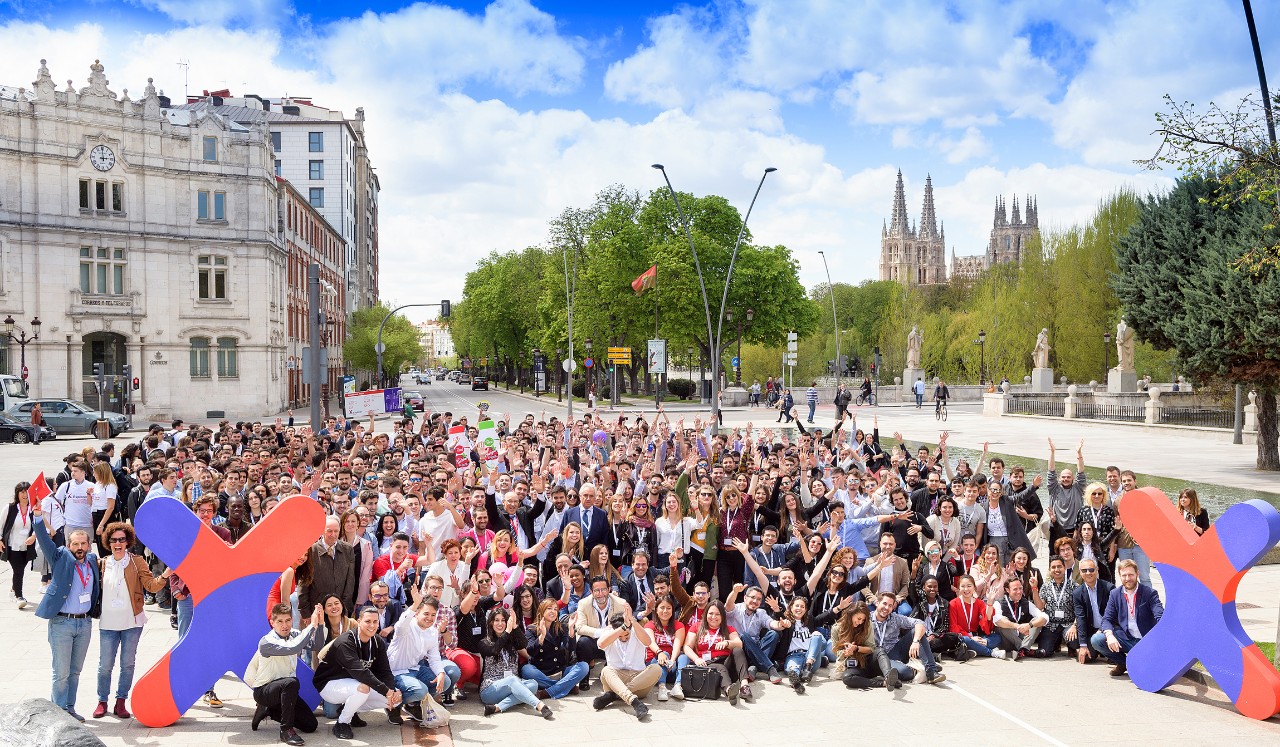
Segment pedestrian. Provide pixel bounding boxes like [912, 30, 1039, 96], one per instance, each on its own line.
[94, 522, 171, 720]
[2, 481, 38, 609]
[806, 382, 819, 423]
[834, 383, 851, 422]
[749, 380, 761, 407]
[777, 389, 794, 423]
[31, 502, 99, 722]
[913, 377, 926, 408]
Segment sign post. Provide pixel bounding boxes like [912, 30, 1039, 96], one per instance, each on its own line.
[647, 339, 667, 406]
[607, 347, 632, 408]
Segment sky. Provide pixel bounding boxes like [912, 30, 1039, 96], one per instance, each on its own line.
[2, 0, 1277, 324]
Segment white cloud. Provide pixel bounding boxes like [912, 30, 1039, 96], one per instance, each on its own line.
[602, 5, 730, 109]
[135, 0, 291, 28]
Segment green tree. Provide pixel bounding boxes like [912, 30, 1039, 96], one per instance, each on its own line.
[1114, 174, 1280, 470]
[344, 304, 424, 380]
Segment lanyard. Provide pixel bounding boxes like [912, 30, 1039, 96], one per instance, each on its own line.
[1089, 505, 1102, 527]
[74, 561, 91, 588]
[1047, 581, 1070, 610]
[18, 502, 29, 527]
[873, 620, 888, 646]
[1125, 590, 1137, 620]
[959, 599, 975, 631]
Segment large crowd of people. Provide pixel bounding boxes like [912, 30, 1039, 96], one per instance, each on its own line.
[4, 405, 1186, 744]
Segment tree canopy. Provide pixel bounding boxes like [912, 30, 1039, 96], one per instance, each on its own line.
[1114, 174, 1280, 470]
[343, 303, 424, 379]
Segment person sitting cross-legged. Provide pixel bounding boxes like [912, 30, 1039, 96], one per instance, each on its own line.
[866, 591, 946, 689]
[991, 576, 1047, 660]
[593, 609, 660, 721]
[246, 602, 325, 745]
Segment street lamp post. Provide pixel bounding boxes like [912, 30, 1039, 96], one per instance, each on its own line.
[725, 308, 753, 388]
[818, 250, 840, 390]
[3, 315, 41, 382]
[652, 164, 776, 431]
[556, 347, 564, 402]
[976, 329, 987, 385]
[584, 338, 593, 405]
[1104, 330, 1112, 383]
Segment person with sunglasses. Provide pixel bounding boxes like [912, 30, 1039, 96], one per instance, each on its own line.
[1070, 558, 1114, 664]
[93, 522, 171, 719]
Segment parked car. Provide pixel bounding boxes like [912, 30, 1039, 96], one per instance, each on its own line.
[0, 413, 55, 444]
[458, 373, 473, 385]
[6, 399, 128, 437]
[472, 375, 489, 391]
[405, 392, 425, 411]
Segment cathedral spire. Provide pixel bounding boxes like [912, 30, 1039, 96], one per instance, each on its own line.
[919, 175, 938, 239]
[889, 169, 909, 236]
[1011, 193, 1021, 224]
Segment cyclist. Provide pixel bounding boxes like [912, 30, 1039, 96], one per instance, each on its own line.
[932, 379, 950, 416]
[859, 377, 873, 405]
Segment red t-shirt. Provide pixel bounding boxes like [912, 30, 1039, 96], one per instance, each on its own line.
[949, 596, 992, 636]
[372, 552, 418, 580]
[694, 625, 737, 660]
[646, 620, 686, 661]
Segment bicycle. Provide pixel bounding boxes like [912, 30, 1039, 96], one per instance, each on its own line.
[935, 399, 948, 421]
[855, 391, 876, 406]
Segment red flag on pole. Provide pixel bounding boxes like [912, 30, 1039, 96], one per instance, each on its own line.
[632, 264, 657, 295]
[29, 471, 52, 507]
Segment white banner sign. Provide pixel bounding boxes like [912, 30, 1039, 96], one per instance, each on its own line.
[648, 339, 667, 374]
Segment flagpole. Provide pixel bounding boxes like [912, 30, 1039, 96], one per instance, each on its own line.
[654, 264, 661, 408]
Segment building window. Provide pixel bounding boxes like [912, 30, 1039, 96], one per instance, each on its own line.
[309, 188, 324, 208]
[112, 182, 124, 212]
[79, 178, 90, 209]
[309, 132, 323, 152]
[203, 136, 218, 162]
[95, 180, 107, 210]
[198, 255, 228, 300]
[79, 247, 126, 295]
[270, 131, 281, 152]
[190, 337, 210, 377]
[198, 190, 227, 220]
[274, 159, 281, 176]
[217, 337, 238, 378]
[309, 160, 323, 180]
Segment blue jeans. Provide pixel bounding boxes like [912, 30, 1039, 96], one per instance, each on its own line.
[396, 661, 460, 704]
[886, 633, 940, 679]
[1090, 629, 1140, 665]
[958, 632, 1003, 657]
[807, 402, 816, 422]
[1117, 546, 1152, 587]
[915, 392, 924, 407]
[176, 595, 194, 639]
[740, 629, 779, 671]
[784, 632, 828, 674]
[659, 654, 690, 684]
[49, 615, 93, 712]
[520, 661, 588, 699]
[97, 626, 142, 701]
[479, 675, 540, 712]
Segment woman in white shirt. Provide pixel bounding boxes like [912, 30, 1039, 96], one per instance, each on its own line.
[2, 481, 38, 607]
[654, 493, 697, 571]
[95, 522, 170, 719]
[339, 509, 375, 607]
[927, 497, 963, 558]
[425, 539, 471, 608]
[90, 462, 119, 556]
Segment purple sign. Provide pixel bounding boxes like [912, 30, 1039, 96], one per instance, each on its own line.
[384, 387, 402, 413]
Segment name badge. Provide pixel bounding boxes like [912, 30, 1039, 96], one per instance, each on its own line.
[472, 626, 482, 636]
[612, 549, 621, 557]
[751, 535, 761, 543]
[1053, 610, 1065, 620]
[79, 592, 92, 604]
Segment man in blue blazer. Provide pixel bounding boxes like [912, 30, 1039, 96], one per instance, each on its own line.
[1071, 558, 1115, 664]
[32, 503, 101, 722]
[1091, 559, 1163, 677]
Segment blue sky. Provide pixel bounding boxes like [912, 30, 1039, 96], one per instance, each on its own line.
[2, 0, 1277, 322]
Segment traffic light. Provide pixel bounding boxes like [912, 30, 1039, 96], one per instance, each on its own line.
[132, 377, 140, 391]
[93, 362, 105, 388]
[870, 362, 876, 374]
[441, 299, 451, 319]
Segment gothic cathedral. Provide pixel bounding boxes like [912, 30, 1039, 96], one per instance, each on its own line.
[878, 171, 946, 285]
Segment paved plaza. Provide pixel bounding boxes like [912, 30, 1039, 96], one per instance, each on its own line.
[1, 387, 1278, 746]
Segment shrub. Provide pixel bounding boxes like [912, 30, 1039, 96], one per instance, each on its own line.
[666, 378, 696, 400]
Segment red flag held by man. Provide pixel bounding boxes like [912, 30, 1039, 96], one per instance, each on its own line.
[632, 264, 657, 295]
[28, 471, 52, 508]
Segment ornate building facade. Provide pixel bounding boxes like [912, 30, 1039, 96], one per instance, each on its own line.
[950, 194, 1039, 279]
[879, 171, 947, 286]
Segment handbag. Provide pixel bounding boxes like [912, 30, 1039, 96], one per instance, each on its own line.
[679, 665, 720, 700]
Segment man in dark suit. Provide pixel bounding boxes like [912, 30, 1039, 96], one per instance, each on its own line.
[298, 516, 356, 615]
[485, 485, 546, 562]
[31, 505, 100, 721]
[618, 550, 659, 614]
[367, 579, 406, 643]
[562, 484, 609, 556]
[1071, 557, 1114, 664]
[1092, 559, 1163, 676]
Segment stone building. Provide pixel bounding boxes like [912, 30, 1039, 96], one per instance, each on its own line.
[879, 171, 947, 286]
[175, 93, 380, 313]
[950, 194, 1040, 278]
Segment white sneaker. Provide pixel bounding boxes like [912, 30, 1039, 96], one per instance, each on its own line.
[992, 649, 1008, 660]
[17, 598, 28, 610]
[669, 683, 684, 700]
[656, 684, 669, 702]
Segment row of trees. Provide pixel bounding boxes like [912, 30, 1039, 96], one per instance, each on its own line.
[446, 185, 819, 394]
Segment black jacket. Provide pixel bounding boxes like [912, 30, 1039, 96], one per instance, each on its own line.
[618, 567, 659, 613]
[1072, 579, 1116, 639]
[312, 629, 395, 696]
[524, 624, 575, 674]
